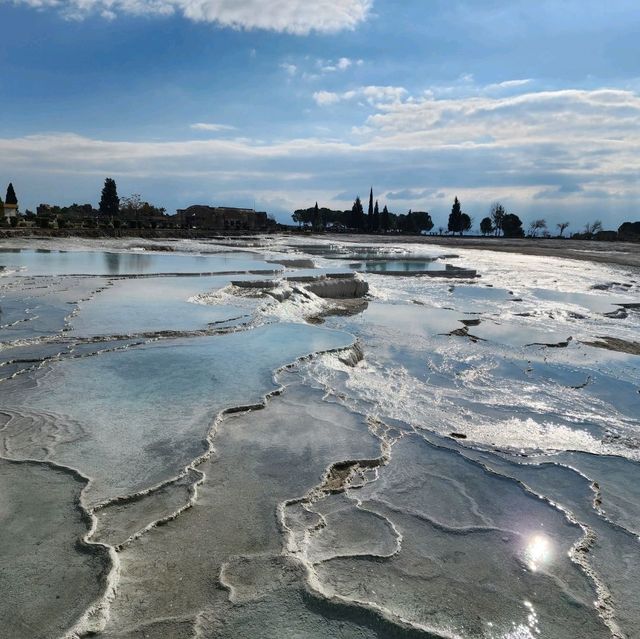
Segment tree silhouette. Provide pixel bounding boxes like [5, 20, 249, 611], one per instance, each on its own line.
[584, 220, 603, 235]
[502, 213, 524, 237]
[381, 205, 390, 232]
[351, 196, 365, 230]
[5, 183, 17, 206]
[99, 178, 120, 216]
[490, 202, 505, 236]
[460, 213, 472, 235]
[556, 222, 570, 237]
[480, 217, 494, 235]
[412, 211, 434, 233]
[373, 200, 380, 232]
[367, 188, 374, 231]
[528, 219, 547, 237]
[405, 209, 417, 233]
[618, 221, 640, 240]
[448, 197, 463, 234]
[312, 201, 322, 231]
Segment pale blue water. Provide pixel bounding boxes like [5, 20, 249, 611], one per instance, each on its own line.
[0, 248, 275, 276]
[1, 322, 353, 506]
[351, 259, 447, 273]
[531, 287, 629, 314]
[69, 275, 252, 337]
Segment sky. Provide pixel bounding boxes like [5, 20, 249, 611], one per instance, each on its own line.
[1, 0, 639, 230]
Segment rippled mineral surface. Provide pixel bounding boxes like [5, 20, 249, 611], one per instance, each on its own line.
[1, 237, 638, 639]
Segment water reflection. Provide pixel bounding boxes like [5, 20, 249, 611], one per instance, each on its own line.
[524, 533, 553, 572]
[351, 259, 448, 273]
[103, 252, 153, 274]
[0, 249, 271, 276]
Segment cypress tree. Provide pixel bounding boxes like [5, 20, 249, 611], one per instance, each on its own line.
[367, 187, 374, 231]
[351, 196, 365, 230]
[5, 183, 17, 205]
[381, 205, 390, 232]
[99, 178, 120, 216]
[313, 201, 322, 231]
[373, 200, 380, 232]
[448, 197, 463, 235]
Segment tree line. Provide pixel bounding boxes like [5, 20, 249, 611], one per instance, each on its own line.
[3, 177, 639, 241]
[293, 188, 435, 234]
[1, 178, 168, 230]
[99, 178, 166, 219]
[293, 191, 640, 241]
[293, 191, 528, 237]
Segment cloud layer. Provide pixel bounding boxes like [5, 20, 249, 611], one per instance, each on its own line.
[3, 86, 639, 224]
[190, 122, 236, 132]
[10, 0, 373, 32]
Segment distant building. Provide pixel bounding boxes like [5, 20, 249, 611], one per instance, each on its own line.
[3, 182, 18, 220]
[173, 205, 273, 231]
[3, 202, 17, 220]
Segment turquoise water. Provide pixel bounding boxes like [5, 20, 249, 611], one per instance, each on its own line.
[69, 275, 252, 337]
[1, 322, 353, 506]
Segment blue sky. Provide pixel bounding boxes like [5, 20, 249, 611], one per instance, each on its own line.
[1, 0, 639, 229]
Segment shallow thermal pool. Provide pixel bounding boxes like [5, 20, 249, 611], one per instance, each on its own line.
[0, 247, 275, 276]
[350, 258, 448, 273]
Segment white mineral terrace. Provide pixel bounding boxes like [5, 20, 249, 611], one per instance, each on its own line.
[1, 236, 639, 639]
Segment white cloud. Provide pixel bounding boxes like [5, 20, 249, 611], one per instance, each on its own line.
[280, 63, 298, 77]
[494, 79, 532, 89]
[190, 122, 236, 132]
[11, 0, 373, 33]
[424, 76, 534, 99]
[313, 90, 341, 106]
[362, 88, 640, 154]
[320, 56, 355, 72]
[361, 85, 407, 103]
[313, 85, 407, 106]
[8, 88, 639, 177]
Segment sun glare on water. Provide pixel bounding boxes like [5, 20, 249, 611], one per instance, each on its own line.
[525, 534, 553, 572]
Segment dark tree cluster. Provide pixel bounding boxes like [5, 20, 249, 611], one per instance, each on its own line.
[480, 217, 494, 235]
[12, 178, 170, 231]
[293, 193, 531, 238]
[502, 213, 525, 237]
[293, 187, 434, 234]
[618, 221, 640, 241]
